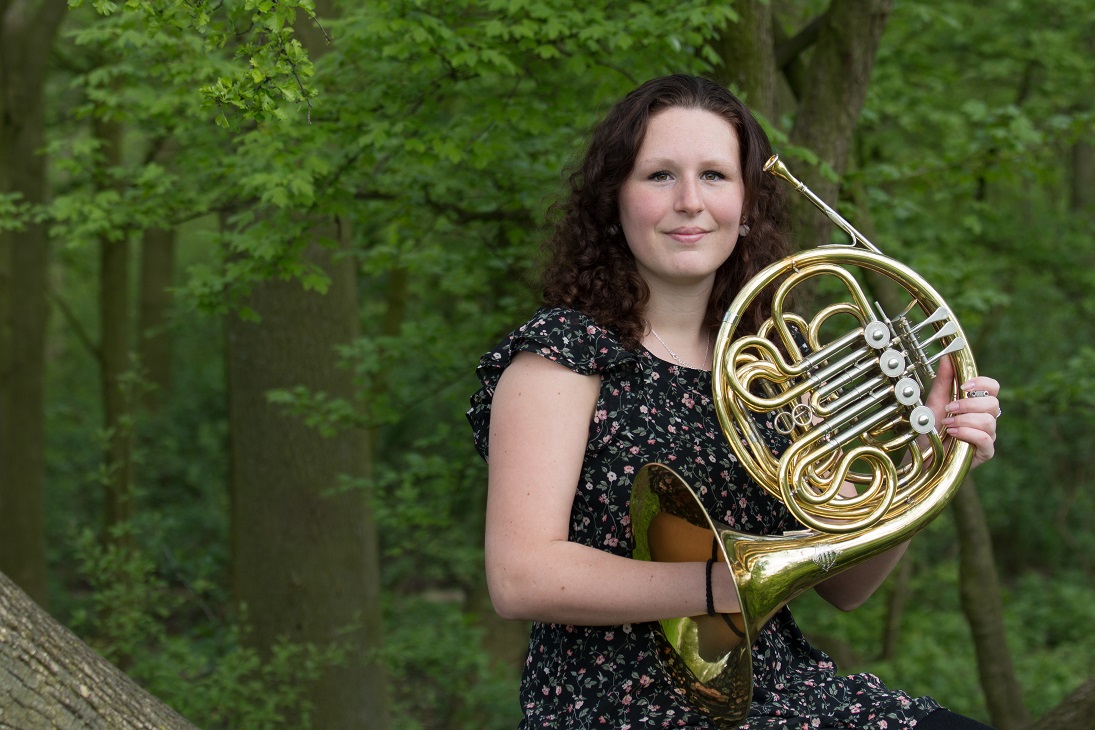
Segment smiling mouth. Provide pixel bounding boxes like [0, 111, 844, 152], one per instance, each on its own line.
[666, 228, 709, 242]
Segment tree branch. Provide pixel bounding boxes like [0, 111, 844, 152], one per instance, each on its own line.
[47, 288, 102, 366]
[775, 13, 825, 69]
[0, 571, 198, 729]
[1031, 680, 1095, 730]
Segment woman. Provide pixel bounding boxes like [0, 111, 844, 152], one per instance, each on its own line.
[468, 75, 1000, 729]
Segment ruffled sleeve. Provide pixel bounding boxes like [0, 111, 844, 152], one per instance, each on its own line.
[466, 306, 639, 461]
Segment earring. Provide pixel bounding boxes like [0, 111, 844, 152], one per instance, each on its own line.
[738, 223, 751, 237]
[608, 224, 620, 236]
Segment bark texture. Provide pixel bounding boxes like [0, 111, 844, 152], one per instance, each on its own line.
[225, 4, 390, 725]
[0, 571, 197, 729]
[714, 0, 777, 118]
[1030, 680, 1095, 730]
[227, 232, 389, 729]
[787, 0, 893, 251]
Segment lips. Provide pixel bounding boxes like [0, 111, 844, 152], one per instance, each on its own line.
[666, 227, 708, 243]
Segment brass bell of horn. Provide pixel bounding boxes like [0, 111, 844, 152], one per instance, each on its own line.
[629, 155, 977, 727]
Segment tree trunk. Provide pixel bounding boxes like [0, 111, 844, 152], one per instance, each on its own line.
[1030, 680, 1095, 730]
[787, 0, 893, 251]
[365, 266, 408, 457]
[227, 228, 389, 729]
[1070, 26, 1095, 214]
[879, 552, 912, 662]
[95, 117, 136, 536]
[226, 4, 390, 724]
[714, 0, 777, 118]
[951, 476, 1031, 729]
[0, 570, 197, 729]
[136, 136, 179, 413]
[137, 226, 175, 412]
[773, 11, 825, 104]
[765, 5, 1030, 721]
[0, 0, 68, 607]
[1072, 140, 1095, 213]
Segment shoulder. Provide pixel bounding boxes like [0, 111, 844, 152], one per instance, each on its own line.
[480, 306, 637, 377]
[467, 306, 640, 460]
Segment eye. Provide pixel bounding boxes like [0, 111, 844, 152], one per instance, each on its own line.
[701, 170, 726, 181]
[648, 170, 672, 182]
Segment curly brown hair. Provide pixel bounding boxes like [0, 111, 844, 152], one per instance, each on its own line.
[541, 74, 791, 349]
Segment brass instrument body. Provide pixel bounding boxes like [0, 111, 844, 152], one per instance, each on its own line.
[629, 156, 977, 727]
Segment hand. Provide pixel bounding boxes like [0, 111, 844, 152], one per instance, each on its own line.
[925, 355, 1000, 470]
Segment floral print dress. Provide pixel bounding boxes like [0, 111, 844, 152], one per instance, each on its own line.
[468, 307, 941, 729]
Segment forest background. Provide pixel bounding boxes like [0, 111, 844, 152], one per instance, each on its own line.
[1, 0, 1093, 728]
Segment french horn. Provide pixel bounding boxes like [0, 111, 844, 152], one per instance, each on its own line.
[629, 155, 977, 727]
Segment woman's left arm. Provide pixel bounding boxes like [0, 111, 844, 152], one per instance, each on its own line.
[814, 356, 1001, 611]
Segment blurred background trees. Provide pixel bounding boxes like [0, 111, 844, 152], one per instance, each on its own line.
[0, 0, 1092, 728]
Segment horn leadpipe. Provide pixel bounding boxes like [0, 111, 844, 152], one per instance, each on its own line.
[764, 155, 882, 254]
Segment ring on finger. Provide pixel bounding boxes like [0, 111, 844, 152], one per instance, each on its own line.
[967, 389, 990, 398]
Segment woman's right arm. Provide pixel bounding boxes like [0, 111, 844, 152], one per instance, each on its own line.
[484, 351, 739, 626]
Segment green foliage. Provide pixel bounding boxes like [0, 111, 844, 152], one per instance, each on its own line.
[69, 524, 172, 665]
[265, 384, 365, 436]
[166, 622, 347, 730]
[1018, 345, 1095, 416]
[69, 0, 321, 126]
[67, 521, 347, 729]
[0, 192, 32, 232]
[381, 595, 521, 730]
[793, 559, 1095, 724]
[52, 0, 737, 312]
[33, 0, 1095, 726]
[44, 2, 738, 726]
[857, 0, 1095, 576]
[373, 419, 490, 590]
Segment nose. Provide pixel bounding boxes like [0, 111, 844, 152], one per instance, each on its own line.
[675, 177, 704, 214]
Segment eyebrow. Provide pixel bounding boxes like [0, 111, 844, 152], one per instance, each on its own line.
[634, 156, 739, 169]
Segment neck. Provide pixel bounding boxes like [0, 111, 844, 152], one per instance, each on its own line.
[643, 290, 713, 369]
[643, 284, 711, 336]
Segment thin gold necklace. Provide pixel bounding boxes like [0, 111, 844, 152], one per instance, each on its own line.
[649, 328, 710, 370]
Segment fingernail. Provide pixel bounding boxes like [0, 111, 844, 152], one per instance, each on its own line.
[943, 417, 954, 425]
[947, 427, 959, 435]
[945, 402, 959, 413]
[961, 381, 976, 390]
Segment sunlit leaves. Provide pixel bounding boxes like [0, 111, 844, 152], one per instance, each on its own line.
[0, 193, 32, 233]
[70, 0, 321, 126]
[55, 0, 741, 315]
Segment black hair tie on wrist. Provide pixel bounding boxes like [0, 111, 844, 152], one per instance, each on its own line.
[705, 539, 717, 617]
[722, 611, 746, 638]
[707, 536, 746, 639]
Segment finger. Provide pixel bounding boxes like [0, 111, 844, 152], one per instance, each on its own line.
[943, 412, 998, 442]
[945, 395, 1000, 418]
[945, 424, 996, 466]
[926, 355, 957, 415]
[960, 376, 1001, 398]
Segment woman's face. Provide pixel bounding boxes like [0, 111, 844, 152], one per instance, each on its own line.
[618, 106, 745, 294]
